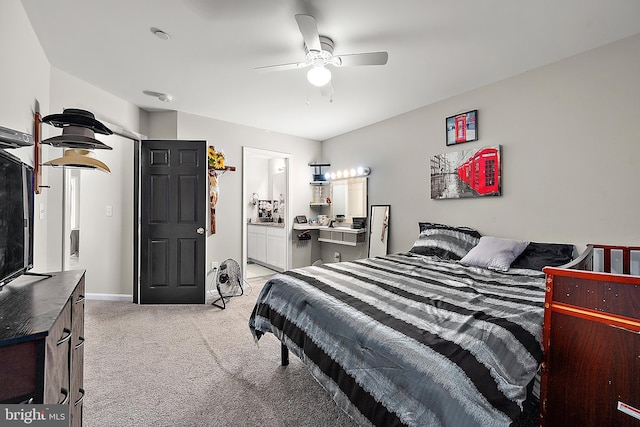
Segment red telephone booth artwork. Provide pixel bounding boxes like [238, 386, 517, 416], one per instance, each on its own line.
[446, 110, 478, 146]
[455, 115, 467, 143]
[430, 145, 501, 199]
[465, 147, 499, 195]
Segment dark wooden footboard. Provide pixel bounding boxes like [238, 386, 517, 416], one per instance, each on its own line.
[541, 244, 640, 427]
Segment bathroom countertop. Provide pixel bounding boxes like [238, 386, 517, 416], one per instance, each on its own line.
[248, 221, 285, 228]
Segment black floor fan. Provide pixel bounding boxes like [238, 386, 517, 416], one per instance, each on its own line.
[212, 258, 244, 309]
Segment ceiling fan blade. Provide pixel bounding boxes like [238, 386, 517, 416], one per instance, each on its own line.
[295, 14, 321, 52]
[335, 52, 389, 67]
[254, 62, 309, 73]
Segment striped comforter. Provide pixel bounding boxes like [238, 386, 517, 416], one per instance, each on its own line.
[249, 252, 546, 426]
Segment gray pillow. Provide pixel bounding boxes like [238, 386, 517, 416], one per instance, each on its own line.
[409, 222, 481, 260]
[460, 236, 529, 272]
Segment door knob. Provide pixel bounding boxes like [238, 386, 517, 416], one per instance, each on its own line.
[196, 227, 205, 234]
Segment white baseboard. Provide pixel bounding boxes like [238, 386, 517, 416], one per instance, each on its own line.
[85, 293, 133, 301]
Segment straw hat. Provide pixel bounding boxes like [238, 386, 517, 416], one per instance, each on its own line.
[43, 149, 110, 173]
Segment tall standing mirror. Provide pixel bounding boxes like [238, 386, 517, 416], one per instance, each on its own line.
[369, 205, 390, 257]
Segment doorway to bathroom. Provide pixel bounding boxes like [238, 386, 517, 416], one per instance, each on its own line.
[242, 147, 291, 279]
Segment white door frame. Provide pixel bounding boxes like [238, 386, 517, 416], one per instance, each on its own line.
[242, 147, 292, 278]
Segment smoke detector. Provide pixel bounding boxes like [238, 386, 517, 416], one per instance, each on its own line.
[143, 90, 173, 103]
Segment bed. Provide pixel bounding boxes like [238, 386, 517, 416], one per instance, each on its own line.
[540, 244, 640, 427]
[249, 223, 576, 426]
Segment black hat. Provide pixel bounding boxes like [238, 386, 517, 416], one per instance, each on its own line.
[41, 125, 112, 150]
[41, 108, 113, 135]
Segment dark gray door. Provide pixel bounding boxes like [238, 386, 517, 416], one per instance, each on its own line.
[140, 140, 207, 304]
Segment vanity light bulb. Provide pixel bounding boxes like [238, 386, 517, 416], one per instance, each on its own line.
[336, 170, 343, 178]
[343, 169, 349, 177]
[330, 172, 336, 179]
[350, 169, 356, 177]
[324, 172, 331, 180]
[357, 167, 364, 176]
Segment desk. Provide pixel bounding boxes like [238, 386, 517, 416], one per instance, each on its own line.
[293, 224, 365, 246]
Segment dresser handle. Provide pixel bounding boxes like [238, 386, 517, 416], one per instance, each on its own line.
[57, 328, 72, 346]
[74, 388, 85, 406]
[75, 294, 85, 304]
[59, 388, 69, 405]
[75, 336, 85, 349]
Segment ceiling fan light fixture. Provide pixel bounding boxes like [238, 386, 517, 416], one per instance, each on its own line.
[307, 66, 331, 87]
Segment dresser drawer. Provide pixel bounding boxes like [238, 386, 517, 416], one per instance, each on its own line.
[44, 301, 72, 404]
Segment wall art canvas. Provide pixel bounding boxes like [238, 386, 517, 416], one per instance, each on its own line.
[446, 110, 477, 146]
[431, 145, 501, 199]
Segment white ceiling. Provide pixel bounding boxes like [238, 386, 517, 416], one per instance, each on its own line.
[20, 0, 640, 141]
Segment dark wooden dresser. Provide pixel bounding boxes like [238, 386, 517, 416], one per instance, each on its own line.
[0, 270, 86, 427]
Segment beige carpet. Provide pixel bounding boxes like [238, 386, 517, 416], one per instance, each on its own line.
[83, 277, 357, 427]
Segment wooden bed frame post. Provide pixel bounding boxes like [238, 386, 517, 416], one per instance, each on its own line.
[281, 343, 289, 366]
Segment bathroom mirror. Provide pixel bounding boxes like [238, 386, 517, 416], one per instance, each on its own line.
[368, 205, 390, 257]
[330, 177, 367, 221]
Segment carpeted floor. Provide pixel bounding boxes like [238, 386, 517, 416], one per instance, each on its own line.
[83, 277, 357, 427]
[83, 277, 539, 427]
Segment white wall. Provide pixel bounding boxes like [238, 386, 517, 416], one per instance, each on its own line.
[144, 110, 178, 139]
[173, 111, 321, 269]
[47, 67, 140, 295]
[245, 156, 269, 222]
[2, 3, 143, 296]
[322, 34, 640, 254]
[0, 0, 51, 273]
[5, 0, 639, 295]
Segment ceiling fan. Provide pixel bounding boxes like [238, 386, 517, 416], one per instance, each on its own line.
[255, 14, 388, 90]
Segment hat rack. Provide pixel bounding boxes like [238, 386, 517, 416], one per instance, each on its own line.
[33, 109, 48, 193]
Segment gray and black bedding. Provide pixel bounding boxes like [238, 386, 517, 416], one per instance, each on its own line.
[248, 223, 574, 426]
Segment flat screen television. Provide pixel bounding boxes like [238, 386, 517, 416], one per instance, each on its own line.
[0, 149, 34, 288]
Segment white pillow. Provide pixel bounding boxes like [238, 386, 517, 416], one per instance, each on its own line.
[460, 236, 529, 272]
